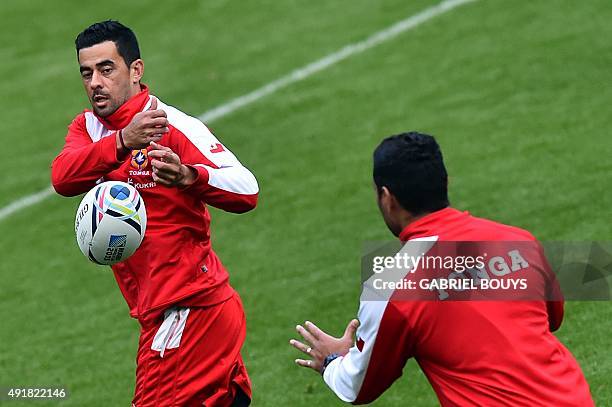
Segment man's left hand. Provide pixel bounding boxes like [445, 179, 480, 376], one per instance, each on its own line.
[290, 319, 359, 373]
[148, 142, 197, 188]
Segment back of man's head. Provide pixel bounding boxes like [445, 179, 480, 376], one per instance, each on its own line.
[75, 20, 140, 68]
[373, 131, 449, 216]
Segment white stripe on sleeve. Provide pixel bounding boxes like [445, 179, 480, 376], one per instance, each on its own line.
[156, 97, 259, 195]
[323, 237, 438, 402]
[323, 299, 388, 402]
[193, 164, 259, 195]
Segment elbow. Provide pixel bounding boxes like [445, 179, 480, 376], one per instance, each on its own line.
[352, 394, 381, 405]
[51, 170, 70, 197]
[231, 172, 259, 213]
[51, 159, 68, 197]
[230, 193, 258, 213]
[220, 176, 258, 213]
[51, 168, 79, 197]
[51, 180, 76, 197]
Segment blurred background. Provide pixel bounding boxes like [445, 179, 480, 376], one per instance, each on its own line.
[0, 0, 610, 405]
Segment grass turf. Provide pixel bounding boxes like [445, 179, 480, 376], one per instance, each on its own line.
[0, 0, 610, 405]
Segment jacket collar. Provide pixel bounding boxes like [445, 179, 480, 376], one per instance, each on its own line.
[93, 84, 150, 130]
[399, 207, 469, 241]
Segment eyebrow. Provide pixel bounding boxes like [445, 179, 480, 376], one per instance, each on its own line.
[79, 59, 116, 73]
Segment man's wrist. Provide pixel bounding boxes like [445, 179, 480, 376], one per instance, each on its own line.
[119, 130, 130, 150]
[321, 353, 342, 374]
[115, 130, 130, 160]
[179, 165, 198, 187]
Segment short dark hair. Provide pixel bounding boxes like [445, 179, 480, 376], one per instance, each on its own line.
[75, 20, 140, 67]
[373, 132, 449, 215]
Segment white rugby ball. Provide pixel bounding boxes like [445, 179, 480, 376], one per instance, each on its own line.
[75, 181, 147, 265]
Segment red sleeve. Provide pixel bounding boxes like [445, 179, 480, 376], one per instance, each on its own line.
[323, 299, 415, 404]
[172, 126, 258, 213]
[353, 303, 414, 404]
[51, 114, 126, 196]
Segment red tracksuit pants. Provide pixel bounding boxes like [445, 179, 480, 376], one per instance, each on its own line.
[132, 292, 251, 406]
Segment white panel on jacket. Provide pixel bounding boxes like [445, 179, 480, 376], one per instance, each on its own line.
[156, 97, 259, 195]
[323, 237, 438, 402]
[84, 112, 113, 142]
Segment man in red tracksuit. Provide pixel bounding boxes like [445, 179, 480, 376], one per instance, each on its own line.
[290, 132, 594, 405]
[51, 21, 257, 406]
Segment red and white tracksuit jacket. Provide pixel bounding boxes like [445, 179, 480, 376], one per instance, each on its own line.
[324, 207, 594, 406]
[51, 85, 258, 324]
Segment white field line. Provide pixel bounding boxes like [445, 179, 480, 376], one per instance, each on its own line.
[199, 0, 477, 123]
[0, 0, 476, 222]
[0, 185, 55, 220]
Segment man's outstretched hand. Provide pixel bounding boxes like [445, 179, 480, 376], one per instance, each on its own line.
[290, 319, 359, 373]
[148, 142, 197, 188]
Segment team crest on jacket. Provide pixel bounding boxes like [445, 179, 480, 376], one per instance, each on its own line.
[131, 149, 148, 170]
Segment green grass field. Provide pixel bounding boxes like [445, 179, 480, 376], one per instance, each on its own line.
[1, 0, 611, 405]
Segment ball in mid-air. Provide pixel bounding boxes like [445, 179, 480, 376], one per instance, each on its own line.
[75, 181, 147, 265]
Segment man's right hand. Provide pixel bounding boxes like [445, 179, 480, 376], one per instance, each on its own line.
[121, 97, 169, 150]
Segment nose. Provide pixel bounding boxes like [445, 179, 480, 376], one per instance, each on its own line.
[90, 70, 103, 90]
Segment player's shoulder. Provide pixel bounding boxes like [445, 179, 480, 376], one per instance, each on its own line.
[156, 98, 216, 141]
[70, 109, 114, 142]
[67, 110, 95, 135]
[468, 214, 537, 241]
[69, 111, 88, 128]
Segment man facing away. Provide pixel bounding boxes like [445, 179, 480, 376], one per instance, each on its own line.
[51, 21, 257, 406]
[290, 132, 594, 406]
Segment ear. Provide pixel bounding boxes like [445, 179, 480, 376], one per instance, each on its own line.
[130, 59, 144, 84]
[379, 186, 396, 210]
